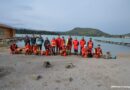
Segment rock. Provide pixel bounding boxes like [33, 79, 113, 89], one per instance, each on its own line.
[69, 77, 73, 82]
[43, 61, 52, 68]
[65, 63, 75, 69]
[31, 74, 42, 80]
[55, 80, 61, 83]
[0, 66, 14, 78]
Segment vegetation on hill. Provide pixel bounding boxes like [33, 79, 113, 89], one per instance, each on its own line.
[65, 27, 110, 36]
[15, 27, 110, 37]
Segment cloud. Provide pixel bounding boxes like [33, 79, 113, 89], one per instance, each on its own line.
[0, 0, 130, 34]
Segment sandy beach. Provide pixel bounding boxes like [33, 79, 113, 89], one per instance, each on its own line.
[0, 48, 130, 90]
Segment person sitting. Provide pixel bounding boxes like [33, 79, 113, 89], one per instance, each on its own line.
[10, 42, 22, 54]
[33, 44, 39, 55]
[94, 44, 103, 58]
[25, 43, 32, 55]
[81, 45, 88, 58]
[60, 44, 67, 56]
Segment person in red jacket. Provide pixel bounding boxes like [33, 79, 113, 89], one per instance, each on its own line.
[73, 37, 79, 55]
[33, 44, 39, 55]
[61, 36, 66, 48]
[56, 35, 61, 54]
[80, 37, 86, 55]
[25, 43, 32, 55]
[51, 37, 57, 55]
[66, 35, 73, 55]
[10, 42, 22, 54]
[94, 44, 103, 58]
[81, 45, 88, 58]
[87, 38, 93, 53]
[60, 45, 67, 56]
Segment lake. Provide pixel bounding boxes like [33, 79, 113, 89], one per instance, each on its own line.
[16, 34, 130, 55]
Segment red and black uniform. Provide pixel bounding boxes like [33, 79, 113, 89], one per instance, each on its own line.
[33, 45, 38, 55]
[66, 37, 73, 54]
[82, 47, 88, 58]
[60, 45, 67, 56]
[61, 38, 65, 48]
[73, 39, 79, 55]
[87, 40, 93, 52]
[80, 39, 86, 55]
[51, 39, 57, 55]
[10, 43, 18, 54]
[56, 37, 61, 53]
[25, 43, 32, 55]
[95, 47, 102, 58]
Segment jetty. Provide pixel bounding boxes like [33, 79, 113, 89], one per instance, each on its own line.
[94, 39, 130, 47]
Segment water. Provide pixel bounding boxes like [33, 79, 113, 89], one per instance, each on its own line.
[16, 34, 130, 55]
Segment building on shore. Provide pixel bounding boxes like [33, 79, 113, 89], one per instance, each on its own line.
[0, 24, 15, 39]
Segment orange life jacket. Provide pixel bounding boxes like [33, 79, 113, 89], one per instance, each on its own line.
[33, 45, 38, 54]
[95, 48, 102, 55]
[88, 41, 93, 49]
[61, 39, 65, 47]
[51, 39, 56, 47]
[82, 47, 88, 58]
[80, 39, 86, 48]
[25, 44, 31, 50]
[56, 37, 61, 47]
[73, 40, 79, 49]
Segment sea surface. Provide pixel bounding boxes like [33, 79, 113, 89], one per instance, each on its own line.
[16, 34, 130, 55]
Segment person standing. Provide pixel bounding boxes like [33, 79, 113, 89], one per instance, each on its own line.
[44, 37, 50, 50]
[31, 34, 36, 46]
[87, 38, 93, 53]
[51, 37, 57, 55]
[73, 37, 79, 55]
[66, 35, 73, 55]
[56, 35, 61, 54]
[61, 36, 66, 49]
[24, 35, 30, 46]
[36, 35, 44, 50]
[80, 37, 86, 55]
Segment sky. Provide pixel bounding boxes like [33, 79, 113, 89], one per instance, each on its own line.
[0, 0, 130, 34]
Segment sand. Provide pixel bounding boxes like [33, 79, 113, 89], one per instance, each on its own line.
[0, 48, 130, 90]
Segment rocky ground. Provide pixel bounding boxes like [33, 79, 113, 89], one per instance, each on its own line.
[0, 48, 130, 90]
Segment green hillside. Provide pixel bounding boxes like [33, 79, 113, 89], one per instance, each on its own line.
[65, 27, 110, 36]
[15, 27, 110, 36]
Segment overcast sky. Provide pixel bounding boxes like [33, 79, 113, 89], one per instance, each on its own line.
[0, 0, 130, 34]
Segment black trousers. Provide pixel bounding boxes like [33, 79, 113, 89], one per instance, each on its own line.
[38, 44, 42, 50]
[52, 46, 56, 55]
[74, 49, 78, 55]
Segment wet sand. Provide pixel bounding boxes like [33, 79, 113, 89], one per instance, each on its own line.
[0, 48, 130, 90]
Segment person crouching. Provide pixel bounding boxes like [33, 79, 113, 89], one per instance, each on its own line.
[81, 45, 89, 58]
[33, 44, 39, 55]
[94, 44, 103, 58]
[60, 44, 67, 56]
[10, 42, 22, 54]
[25, 43, 32, 55]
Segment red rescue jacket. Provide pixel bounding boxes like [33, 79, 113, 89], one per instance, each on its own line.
[80, 39, 86, 48]
[73, 40, 79, 50]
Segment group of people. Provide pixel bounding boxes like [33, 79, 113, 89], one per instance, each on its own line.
[10, 35, 103, 58]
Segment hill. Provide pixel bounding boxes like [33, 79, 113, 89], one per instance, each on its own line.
[65, 27, 110, 36]
[15, 27, 110, 36]
[124, 33, 130, 37]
